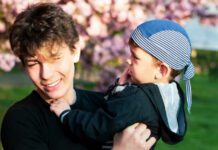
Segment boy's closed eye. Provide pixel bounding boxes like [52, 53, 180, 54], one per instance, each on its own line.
[131, 51, 140, 60]
[52, 56, 62, 61]
[26, 60, 39, 67]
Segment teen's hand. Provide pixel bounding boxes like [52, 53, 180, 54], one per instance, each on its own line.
[50, 99, 71, 117]
[112, 123, 156, 150]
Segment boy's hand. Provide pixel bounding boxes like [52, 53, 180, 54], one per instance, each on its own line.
[50, 99, 71, 117]
[118, 67, 130, 84]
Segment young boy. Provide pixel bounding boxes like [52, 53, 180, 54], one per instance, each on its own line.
[50, 19, 195, 149]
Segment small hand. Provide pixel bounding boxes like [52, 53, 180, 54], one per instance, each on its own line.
[50, 99, 71, 117]
[118, 67, 130, 84]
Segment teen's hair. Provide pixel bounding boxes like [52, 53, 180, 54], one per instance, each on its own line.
[9, 3, 79, 63]
[128, 38, 182, 81]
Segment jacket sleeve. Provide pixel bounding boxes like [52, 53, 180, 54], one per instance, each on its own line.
[63, 86, 150, 142]
[74, 89, 106, 111]
[1, 107, 48, 150]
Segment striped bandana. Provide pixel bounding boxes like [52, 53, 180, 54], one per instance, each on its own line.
[131, 19, 195, 112]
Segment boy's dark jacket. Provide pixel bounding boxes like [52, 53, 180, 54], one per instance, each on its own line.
[62, 82, 187, 144]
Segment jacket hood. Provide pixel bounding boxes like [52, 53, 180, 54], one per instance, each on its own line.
[156, 81, 187, 144]
[138, 81, 187, 144]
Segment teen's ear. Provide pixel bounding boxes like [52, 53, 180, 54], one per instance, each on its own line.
[72, 41, 81, 63]
[155, 63, 169, 79]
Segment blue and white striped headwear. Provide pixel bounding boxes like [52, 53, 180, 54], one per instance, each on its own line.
[131, 19, 195, 112]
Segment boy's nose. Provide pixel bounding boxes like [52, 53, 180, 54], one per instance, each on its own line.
[127, 58, 131, 65]
[40, 63, 53, 80]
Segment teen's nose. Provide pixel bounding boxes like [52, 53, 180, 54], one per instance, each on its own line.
[40, 63, 53, 80]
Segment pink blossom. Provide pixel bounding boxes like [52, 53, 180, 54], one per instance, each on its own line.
[168, 2, 178, 11]
[86, 15, 108, 37]
[93, 45, 111, 65]
[60, 1, 76, 15]
[0, 53, 17, 72]
[199, 0, 207, 5]
[112, 0, 129, 19]
[114, 0, 130, 9]
[1, 0, 14, 5]
[129, 4, 146, 22]
[111, 35, 125, 53]
[74, 14, 87, 26]
[75, 0, 92, 17]
[101, 12, 111, 24]
[154, 4, 166, 19]
[13, 0, 40, 14]
[79, 36, 86, 50]
[88, 0, 112, 13]
[1, 0, 218, 88]
[0, 21, 6, 33]
[102, 39, 113, 49]
[117, 10, 129, 22]
[46, 0, 60, 3]
[180, 0, 192, 11]
[134, 0, 152, 4]
[174, 10, 185, 19]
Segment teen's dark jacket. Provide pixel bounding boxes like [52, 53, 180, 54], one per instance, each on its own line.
[1, 89, 106, 150]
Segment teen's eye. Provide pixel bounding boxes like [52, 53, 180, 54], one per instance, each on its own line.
[52, 55, 62, 61]
[26, 61, 39, 67]
[54, 57, 61, 60]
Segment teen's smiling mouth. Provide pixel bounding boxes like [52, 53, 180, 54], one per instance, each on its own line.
[42, 79, 61, 92]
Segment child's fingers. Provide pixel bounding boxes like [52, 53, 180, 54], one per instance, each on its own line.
[119, 67, 130, 84]
[50, 104, 55, 112]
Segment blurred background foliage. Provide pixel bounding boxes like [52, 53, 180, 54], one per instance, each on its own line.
[192, 50, 218, 80]
[0, 0, 218, 149]
[0, 0, 218, 89]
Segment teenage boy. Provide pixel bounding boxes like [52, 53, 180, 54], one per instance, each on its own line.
[1, 3, 156, 150]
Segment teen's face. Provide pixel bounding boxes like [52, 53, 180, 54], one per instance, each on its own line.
[24, 43, 80, 102]
[127, 44, 159, 84]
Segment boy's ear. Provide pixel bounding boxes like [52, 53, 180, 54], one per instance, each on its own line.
[155, 63, 169, 79]
[72, 41, 81, 63]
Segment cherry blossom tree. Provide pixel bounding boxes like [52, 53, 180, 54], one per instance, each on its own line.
[0, 0, 217, 90]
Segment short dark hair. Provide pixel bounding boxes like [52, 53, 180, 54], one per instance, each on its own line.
[9, 3, 79, 63]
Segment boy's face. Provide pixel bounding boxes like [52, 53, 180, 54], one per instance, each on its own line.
[127, 44, 159, 84]
[24, 42, 80, 102]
